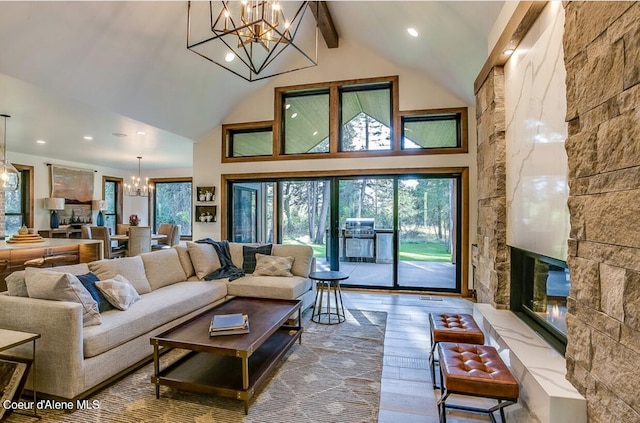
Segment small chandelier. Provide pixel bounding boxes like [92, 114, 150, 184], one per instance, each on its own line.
[187, 1, 318, 82]
[0, 114, 19, 192]
[125, 156, 153, 197]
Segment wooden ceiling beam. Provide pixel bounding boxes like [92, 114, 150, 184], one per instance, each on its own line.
[309, 1, 339, 49]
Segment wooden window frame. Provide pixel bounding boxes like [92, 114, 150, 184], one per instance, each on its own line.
[5, 164, 35, 231]
[399, 107, 469, 155]
[222, 121, 274, 162]
[151, 177, 193, 239]
[338, 81, 394, 153]
[102, 176, 123, 227]
[281, 87, 331, 155]
[220, 166, 470, 297]
[221, 75, 468, 162]
[274, 76, 400, 160]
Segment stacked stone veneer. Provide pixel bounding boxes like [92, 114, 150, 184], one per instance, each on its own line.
[563, 2, 640, 422]
[475, 67, 510, 308]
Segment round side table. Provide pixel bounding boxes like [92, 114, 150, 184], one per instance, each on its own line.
[310, 271, 349, 325]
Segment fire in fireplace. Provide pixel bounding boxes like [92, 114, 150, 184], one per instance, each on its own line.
[510, 248, 569, 353]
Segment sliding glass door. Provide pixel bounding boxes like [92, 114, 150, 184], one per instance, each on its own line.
[227, 173, 461, 292]
[396, 176, 459, 291]
[337, 178, 394, 288]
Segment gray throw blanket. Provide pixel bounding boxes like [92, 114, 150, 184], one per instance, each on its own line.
[195, 238, 245, 281]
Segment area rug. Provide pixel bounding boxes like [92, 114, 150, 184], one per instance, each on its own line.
[7, 309, 386, 423]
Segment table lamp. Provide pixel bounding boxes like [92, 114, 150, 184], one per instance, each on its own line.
[92, 199, 106, 226]
[45, 197, 65, 229]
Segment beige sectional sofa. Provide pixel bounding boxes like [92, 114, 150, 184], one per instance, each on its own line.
[0, 241, 314, 400]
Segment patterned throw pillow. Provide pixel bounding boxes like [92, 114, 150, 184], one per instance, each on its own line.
[242, 244, 273, 273]
[253, 253, 294, 277]
[77, 272, 114, 312]
[95, 274, 142, 311]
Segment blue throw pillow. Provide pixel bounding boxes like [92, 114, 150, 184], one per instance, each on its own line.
[77, 272, 114, 313]
[242, 244, 272, 273]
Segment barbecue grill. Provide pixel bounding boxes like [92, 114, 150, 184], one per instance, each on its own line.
[343, 218, 375, 261]
[344, 218, 375, 237]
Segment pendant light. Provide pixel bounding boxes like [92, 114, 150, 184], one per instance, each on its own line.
[125, 156, 153, 197]
[0, 114, 20, 191]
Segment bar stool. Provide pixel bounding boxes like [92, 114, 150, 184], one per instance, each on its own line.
[310, 271, 349, 325]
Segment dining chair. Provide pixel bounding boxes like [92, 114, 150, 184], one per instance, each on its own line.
[116, 223, 130, 235]
[151, 224, 180, 250]
[127, 226, 152, 256]
[81, 224, 92, 239]
[90, 226, 126, 259]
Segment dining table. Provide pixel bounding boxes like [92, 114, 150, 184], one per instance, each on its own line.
[111, 233, 167, 241]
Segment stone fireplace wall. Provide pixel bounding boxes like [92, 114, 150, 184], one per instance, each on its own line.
[563, 2, 640, 421]
[475, 67, 510, 308]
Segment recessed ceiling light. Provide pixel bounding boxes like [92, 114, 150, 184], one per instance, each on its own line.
[285, 103, 291, 110]
[112, 132, 127, 137]
[291, 112, 298, 119]
[225, 52, 236, 62]
[407, 28, 419, 37]
[36, 140, 46, 144]
[83, 136, 93, 140]
[504, 48, 515, 56]
[313, 131, 318, 136]
[136, 131, 146, 135]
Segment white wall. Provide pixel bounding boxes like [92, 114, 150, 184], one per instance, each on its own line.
[192, 37, 479, 287]
[9, 151, 191, 230]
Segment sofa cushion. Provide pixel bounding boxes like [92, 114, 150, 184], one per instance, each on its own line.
[24, 268, 101, 327]
[253, 253, 294, 277]
[5, 263, 92, 298]
[5, 272, 28, 297]
[140, 249, 187, 290]
[96, 275, 142, 311]
[89, 256, 152, 294]
[226, 274, 311, 300]
[272, 244, 313, 277]
[83, 280, 227, 358]
[187, 241, 221, 280]
[242, 244, 272, 273]
[229, 242, 246, 269]
[173, 245, 195, 278]
[77, 272, 114, 312]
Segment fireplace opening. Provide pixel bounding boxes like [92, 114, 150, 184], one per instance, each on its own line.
[510, 247, 569, 354]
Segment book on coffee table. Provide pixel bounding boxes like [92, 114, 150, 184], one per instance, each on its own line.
[209, 313, 249, 336]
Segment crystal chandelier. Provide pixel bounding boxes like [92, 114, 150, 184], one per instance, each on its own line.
[125, 157, 153, 197]
[187, 1, 318, 81]
[0, 114, 19, 192]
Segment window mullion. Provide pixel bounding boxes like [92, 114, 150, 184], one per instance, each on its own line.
[329, 85, 340, 153]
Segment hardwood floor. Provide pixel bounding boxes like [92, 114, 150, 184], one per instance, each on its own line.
[340, 290, 534, 423]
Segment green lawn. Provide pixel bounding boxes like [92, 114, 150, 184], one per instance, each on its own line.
[284, 239, 451, 262]
[398, 242, 451, 262]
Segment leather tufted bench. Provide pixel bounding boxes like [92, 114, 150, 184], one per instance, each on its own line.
[437, 342, 519, 423]
[429, 313, 485, 388]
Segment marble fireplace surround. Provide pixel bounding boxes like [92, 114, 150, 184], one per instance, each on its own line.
[474, 304, 586, 423]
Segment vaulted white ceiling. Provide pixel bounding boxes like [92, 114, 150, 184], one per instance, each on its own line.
[0, 1, 503, 171]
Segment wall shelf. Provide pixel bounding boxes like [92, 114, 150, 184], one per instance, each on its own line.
[196, 186, 216, 203]
[196, 205, 217, 223]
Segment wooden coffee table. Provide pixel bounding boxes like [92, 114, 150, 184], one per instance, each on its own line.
[150, 297, 302, 414]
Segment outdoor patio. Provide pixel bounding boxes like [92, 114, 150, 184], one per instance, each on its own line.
[315, 258, 457, 290]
